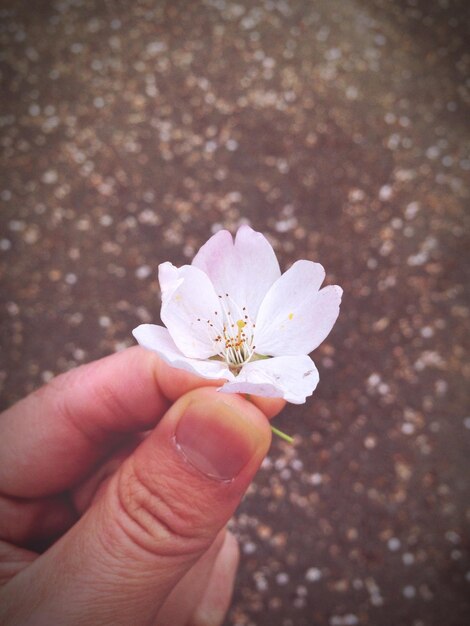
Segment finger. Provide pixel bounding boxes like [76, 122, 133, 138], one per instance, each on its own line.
[155, 530, 227, 626]
[0, 346, 213, 498]
[0, 542, 37, 587]
[0, 347, 283, 499]
[71, 435, 144, 514]
[0, 388, 271, 625]
[246, 395, 286, 419]
[0, 347, 168, 497]
[189, 531, 240, 626]
[0, 495, 76, 549]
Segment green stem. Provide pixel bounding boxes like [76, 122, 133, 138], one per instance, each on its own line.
[270, 425, 295, 444]
[244, 394, 295, 444]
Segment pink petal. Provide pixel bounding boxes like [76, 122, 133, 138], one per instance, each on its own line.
[219, 355, 319, 404]
[158, 263, 223, 359]
[192, 225, 281, 319]
[254, 260, 342, 356]
[132, 324, 233, 380]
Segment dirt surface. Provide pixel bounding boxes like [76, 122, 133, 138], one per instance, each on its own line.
[1, 1, 469, 625]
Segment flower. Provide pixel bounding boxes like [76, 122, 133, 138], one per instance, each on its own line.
[133, 226, 342, 404]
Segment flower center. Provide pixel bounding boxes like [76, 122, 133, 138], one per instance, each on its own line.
[199, 293, 257, 372]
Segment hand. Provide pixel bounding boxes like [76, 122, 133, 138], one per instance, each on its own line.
[0, 347, 284, 625]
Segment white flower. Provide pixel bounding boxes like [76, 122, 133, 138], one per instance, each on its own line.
[133, 226, 342, 404]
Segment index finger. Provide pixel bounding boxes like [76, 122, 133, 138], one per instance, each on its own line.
[0, 347, 284, 498]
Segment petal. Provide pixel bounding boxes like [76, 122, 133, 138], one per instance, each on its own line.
[132, 324, 234, 380]
[192, 225, 281, 318]
[158, 263, 222, 359]
[219, 355, 319, 404]
[158, 261, 183, 297]
[254, 260, 342, 356]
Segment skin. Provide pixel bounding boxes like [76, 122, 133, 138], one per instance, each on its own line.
[0, 346, 285, 626]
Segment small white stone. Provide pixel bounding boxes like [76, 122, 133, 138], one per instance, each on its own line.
[402, 585, 416, 599]
[379, 184, 393, 201]
[405, 201, 420, 219]
[388, 537, 401, 551]
[370, 593, 384, 606]
[100, 214, 113, 226]
[146, 41, 167, 55]
[29, 103, 41, 116]
[73, 348, 86, 360]
[420, 326, 434, 338]
[204, 140, 217, 153]
[310, 473, 323, 485]
[42, 370, 54, 383]
[445, 530, 460, 544]
[6, 302, 19, 316]
[367, 373, 381, 387]
[255, 575, 268, 592]
[305, 567, 322, 582]
[346, 85, 358, 100]
[242, 541, 256, 555]
[42, 169, 58, 184]
[261, 456, 273, 470]
[9, 220, 25, 232]
[364, 435, 377, 449]
[276, 572, 289, 585]
[99, 316, 111, 328]
[135, 265, 152, 280]
[401, 423, 415, 435]
[280, 468, 292, 480]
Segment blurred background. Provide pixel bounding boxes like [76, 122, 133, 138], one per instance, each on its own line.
[0, 0, 469, 624]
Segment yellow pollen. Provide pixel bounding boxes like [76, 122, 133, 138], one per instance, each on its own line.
[237, 319, 247, 330]
[288, 312, 294, 320]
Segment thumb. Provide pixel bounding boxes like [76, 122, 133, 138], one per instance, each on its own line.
[0, 388, 271, 626]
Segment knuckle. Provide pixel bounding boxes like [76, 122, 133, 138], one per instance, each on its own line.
[113, 460, 211, 558]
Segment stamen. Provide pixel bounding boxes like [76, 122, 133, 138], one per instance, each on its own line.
[201, 292, 256, 369]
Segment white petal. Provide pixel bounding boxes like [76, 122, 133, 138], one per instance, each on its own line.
[254, 260, 342, 356]
[158, 261, 183, 297]
[219, 355, 319, 404]
[158, 263, 223, 359]
[132, 324, 234, 380]
[192, 225, 281, 318]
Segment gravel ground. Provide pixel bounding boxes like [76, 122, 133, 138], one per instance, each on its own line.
[1, 1, 469, 625]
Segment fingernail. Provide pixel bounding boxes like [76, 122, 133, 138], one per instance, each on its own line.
[175, 399, 261, 481]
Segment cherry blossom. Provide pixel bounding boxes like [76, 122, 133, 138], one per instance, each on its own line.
[133, 226, 342, 404]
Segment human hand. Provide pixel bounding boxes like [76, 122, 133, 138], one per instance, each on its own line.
[0, 346, 284, 625]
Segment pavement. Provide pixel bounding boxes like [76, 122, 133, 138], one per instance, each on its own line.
[0, 1, 469, 624]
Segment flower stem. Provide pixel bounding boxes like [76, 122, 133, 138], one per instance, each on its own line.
[243, 394, 295, 444]
[270, 425, 294, 444]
